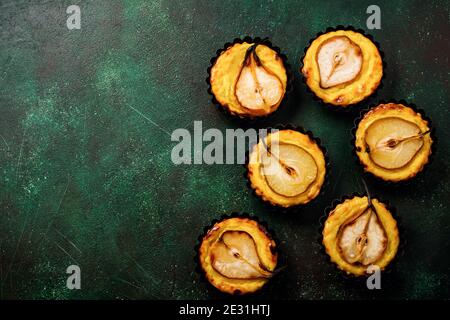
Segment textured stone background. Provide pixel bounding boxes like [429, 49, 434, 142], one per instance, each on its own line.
[0, 0, 449, 299]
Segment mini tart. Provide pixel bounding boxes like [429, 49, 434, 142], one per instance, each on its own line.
[210, 41, 288, 118]
[198, 217, 277, 295]
[355, 103, 433, 182]
[302, 29, 383, 107]
[247, 129, 326, 207]
[322, 196, 399, 276]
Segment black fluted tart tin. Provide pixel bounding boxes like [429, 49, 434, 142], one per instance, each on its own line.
[300, 25, 386, 113]
[194, 212, 285, 297]
[350, 99, 437, 186]
[207, 36, 294, 123]
[318, 192, 405, 283]
[244, 124, 330, 214]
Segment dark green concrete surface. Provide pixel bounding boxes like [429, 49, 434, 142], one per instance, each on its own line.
[0, 0, 449, 299]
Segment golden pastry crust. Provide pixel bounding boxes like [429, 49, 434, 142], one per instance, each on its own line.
[210, 42, 287, 117]
[247, 130, 326, 207]
[302, 30, 383, 106]
[322, 196, 399, 276]
[355, 103, 433, 182]
[198, 217, 277, 295]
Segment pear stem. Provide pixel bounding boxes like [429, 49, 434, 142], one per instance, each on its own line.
[244, 44, 261, 66]
[270, 264, 287, 277]
[244, 45, 268, 110]
[260, 137, 297, 177]
[377, 130, 430, 150]
[362, 178, 373, 209]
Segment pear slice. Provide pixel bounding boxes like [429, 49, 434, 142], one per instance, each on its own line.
[260, 142, 318, 197]
[338, 207, 387, 266]
[365, 117, 425, 169]
[210, 231, 273, 279]
[317, 36, 362, 88]
[235, 45, 284, 113]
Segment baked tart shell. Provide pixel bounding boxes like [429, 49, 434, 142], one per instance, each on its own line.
[207, 37, 292, 120]
[353, 102, 434, 183]
[246, 126, 328, 209]
[196, 214, 278, 295]
[321, 195, 400, 277]
[301, 26, 384, 108]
